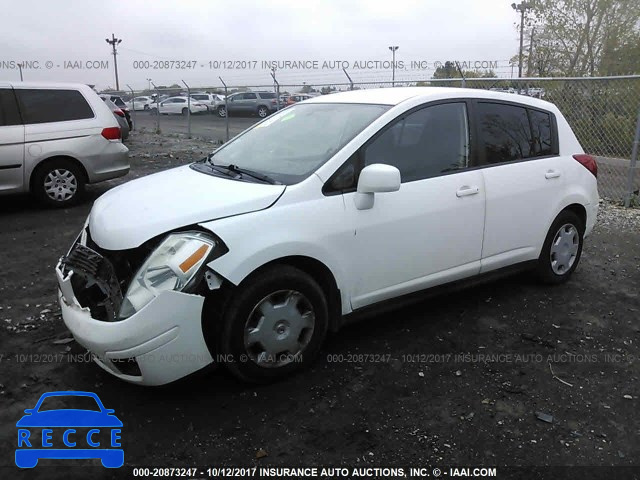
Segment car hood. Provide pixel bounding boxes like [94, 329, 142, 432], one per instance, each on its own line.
[89, 164, 286, 250]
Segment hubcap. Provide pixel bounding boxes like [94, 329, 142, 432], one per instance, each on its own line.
[258, 108, 267, 117]
[244, 290, 315, 368]
[43, 169, 77, 202]
[219, 108, 226, 117]
[550, 223, 579, 275]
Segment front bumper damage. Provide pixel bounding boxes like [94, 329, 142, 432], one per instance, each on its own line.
[55, 242, 214, 386]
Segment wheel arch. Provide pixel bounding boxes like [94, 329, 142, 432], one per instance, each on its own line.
[236, 255, 342, 332]
[28, 155, 88, 192]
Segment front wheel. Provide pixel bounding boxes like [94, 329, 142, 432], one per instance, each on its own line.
[218, 265, 329, 383]
[536, 210, 584, 284]
[217, 106, 227, 117]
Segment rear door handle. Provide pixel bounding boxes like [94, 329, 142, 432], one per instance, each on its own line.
[456, 185, 480, 197]
[545, 170, 561, 179]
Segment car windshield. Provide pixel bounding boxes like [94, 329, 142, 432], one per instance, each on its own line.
[207, 103, 389, 184]
[37, 395, 101, 412]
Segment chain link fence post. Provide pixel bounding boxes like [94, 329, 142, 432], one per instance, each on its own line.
[625, 105, 640, 207]
[151, 81, 160, 135]
[126, 85, 135, 130]
[219, 76, 229, 142]
[182, 80, 191, 139]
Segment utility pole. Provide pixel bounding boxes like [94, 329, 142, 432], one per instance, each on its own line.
[389, 46, 399, 87]
[511, 3, 531, 78]
[17, 63, 24, 81]
[105, 33, 122, 90]
[526, 27, 535, 76]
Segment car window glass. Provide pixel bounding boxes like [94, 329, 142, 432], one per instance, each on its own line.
[176, 98, 186, 103]
[243, 93, 257, 100]
[364, 102, 469, 183]
[0, 88, 22, 126]
[529, 109, 553, 156]
[38, 395, 101, 412]
[477, 102, 532, 163]
[260, 92, 276, 99]
[16, 89, 94, 124]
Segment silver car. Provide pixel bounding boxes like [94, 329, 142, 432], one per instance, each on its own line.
[0, 82, 129, 207]
[101, 98, 130, 140]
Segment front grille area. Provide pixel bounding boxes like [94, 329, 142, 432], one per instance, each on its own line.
[62, 228, 154, 321]
[62, 244, 123, 322]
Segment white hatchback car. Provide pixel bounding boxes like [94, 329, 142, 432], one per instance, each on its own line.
[154, 96, 208, 115]
[56, 88, 598, 385]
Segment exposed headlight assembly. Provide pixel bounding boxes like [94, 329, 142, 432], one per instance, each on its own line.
[118, 232, 216, 319]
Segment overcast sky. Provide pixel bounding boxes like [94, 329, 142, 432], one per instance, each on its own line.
[2, 0, 521, 90]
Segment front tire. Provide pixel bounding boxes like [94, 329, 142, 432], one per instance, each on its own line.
[217, 106, 227, 117]
[219, 265, 329, 383]
[536, 210, 584, 284]
[32, 158, 85, 208]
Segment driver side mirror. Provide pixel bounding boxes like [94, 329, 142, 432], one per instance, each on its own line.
[355, 164, 400, 210]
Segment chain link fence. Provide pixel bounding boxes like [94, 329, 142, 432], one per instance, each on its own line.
[105, 75, 640, 206]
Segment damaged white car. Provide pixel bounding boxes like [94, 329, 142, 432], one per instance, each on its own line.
[56, 88, 598, 385]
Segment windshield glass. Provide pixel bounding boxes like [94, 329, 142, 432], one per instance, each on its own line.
[208, 103, 389, 184]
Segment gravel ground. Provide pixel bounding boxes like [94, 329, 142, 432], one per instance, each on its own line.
[1, 132, 639, 477]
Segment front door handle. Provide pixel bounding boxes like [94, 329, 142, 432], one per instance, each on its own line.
[545, 170, 561, 179]
[456, 185, 480, 197]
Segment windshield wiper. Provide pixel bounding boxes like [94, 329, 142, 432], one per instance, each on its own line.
[217, 163, 280, 185]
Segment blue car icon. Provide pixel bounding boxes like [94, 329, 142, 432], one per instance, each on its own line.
[16, 391, 123, 468]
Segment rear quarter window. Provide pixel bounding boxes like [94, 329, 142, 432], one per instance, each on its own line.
[16, 89, 94, 124]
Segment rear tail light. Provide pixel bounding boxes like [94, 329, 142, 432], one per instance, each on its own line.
[271, 99, 276, 104]
[101, 127, 121, 140]
[573, 154, 598, 178]
[114, 109, 125, 117]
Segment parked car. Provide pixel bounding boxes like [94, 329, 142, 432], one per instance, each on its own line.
[0, 81, 129, 207]
[217, 91, 278, 118]
[286, 94, 313, 106]
[56, 87, 598, 386]
[99, 94, 132, 130]
[190, 93, 225, 113]
[101, 98, 130, 140]
[127, 96, 153, 111]
[151, 96, 208, 115]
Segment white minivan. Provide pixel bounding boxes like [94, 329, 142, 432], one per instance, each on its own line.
[0, 82, 129, 207]
[56, 88, 598, 385]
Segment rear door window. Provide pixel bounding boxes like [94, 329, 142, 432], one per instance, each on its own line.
[15, 89, 94, 124]
[0, 88, 22, 126]
[477, 102, 532, 163]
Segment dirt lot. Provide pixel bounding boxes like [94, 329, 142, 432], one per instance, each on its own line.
[1, 131, 639, 477]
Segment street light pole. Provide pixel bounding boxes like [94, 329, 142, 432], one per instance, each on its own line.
[389, 46, 399, 87]
[511, 3, 530, 78]
[105, 33, 122, 90]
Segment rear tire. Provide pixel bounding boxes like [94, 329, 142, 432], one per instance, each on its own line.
[31, 158, 85, 208]
[257, 105, 269, 118]
[536, 210, 584, 284]
[182, 107, 189, 116]
[218, 265, 329, 383]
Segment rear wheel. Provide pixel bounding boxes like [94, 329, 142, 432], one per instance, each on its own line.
[218, 106, 227, 117]
[218, 265, 329, 383]
[536, 210, 584, 284]
[143, 104, 150, 111]
[257, 105, 269, 118]
[182, 107, 189, 116]
[32, 158, 85, 208]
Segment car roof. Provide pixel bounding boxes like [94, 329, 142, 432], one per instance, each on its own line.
[305, 86, 556, 110]
[6, 81, 96, 91]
